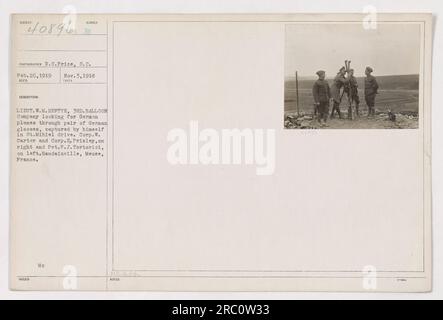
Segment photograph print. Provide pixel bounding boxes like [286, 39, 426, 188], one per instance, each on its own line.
[284, 22, 421, 129]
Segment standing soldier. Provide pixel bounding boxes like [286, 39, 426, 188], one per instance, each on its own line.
[330, 66, 348, 119]
[312, 70, 331, 124]
[346, 68, 360, 118]
[364, 66, 379, 117]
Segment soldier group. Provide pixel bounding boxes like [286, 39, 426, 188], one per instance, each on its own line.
[312, 66, 379, 124]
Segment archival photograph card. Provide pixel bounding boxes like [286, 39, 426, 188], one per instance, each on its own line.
[10, 13, 433, 292]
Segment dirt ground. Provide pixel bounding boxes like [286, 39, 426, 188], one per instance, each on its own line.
[284, 111, 419, 129]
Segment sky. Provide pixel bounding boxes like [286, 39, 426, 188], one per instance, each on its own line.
[285, 23, 421, 78]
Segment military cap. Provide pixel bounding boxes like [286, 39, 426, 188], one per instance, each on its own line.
[366, 66, 373, 73]
[339, 66, 346, 73]
[316, 70, 325, 76]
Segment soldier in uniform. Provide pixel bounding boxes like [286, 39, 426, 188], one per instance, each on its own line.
[312, 70, 331, 124]
[345, 68, 360, 118]
[330, 66, 349, 119]
[364, 66, 379, 117]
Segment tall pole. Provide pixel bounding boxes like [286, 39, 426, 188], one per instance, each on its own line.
[295, 71, 299, 116]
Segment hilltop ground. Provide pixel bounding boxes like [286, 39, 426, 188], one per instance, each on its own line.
[284, 109, 419, 129]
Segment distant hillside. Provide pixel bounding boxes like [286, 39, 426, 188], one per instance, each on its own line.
[285, 74, 419, 92]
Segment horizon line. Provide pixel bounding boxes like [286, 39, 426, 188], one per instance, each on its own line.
[285, 73, 419, 80]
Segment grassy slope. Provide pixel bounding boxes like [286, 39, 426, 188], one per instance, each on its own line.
[284, 74, 419, 114]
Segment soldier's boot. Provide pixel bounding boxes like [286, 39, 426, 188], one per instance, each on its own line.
[355, 104, 360, 117]
[322, 115, 329, 126]
[331, 102, 340, 119]
[347, 106, 352, 119]
[323, 113, 328, 123]
[367, 107, 372, 117]
[338, 109, 344, 119]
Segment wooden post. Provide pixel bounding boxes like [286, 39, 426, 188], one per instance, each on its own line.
[295, 71, 300, 116]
